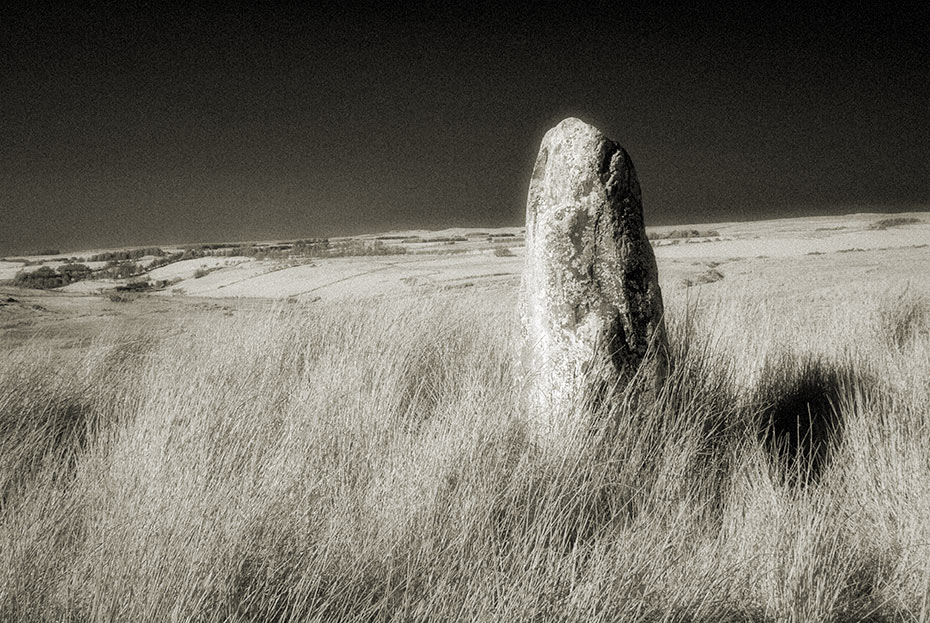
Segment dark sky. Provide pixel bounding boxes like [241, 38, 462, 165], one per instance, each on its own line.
[2, 2, 927, 255]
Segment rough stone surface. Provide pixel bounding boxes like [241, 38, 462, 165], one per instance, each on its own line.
[521, 117, 668, 440]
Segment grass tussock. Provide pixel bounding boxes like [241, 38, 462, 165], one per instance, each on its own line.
[1, 287, 929, 621]
[876, 288, 929, 349]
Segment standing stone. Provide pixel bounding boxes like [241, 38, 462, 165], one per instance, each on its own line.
[521, 117, 668, 441]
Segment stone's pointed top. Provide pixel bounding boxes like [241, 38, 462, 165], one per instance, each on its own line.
[554, 117, 593, 130]
[547, 117, 604, 139]
[532, 117, 615, 192]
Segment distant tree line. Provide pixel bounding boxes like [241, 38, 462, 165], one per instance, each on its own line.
[649, 229, 721, 240]
[197, 239, 405, 260]
[144, 249, 206, 271]
[8, 238, 410, 290]
[87, 247, 166, 262]
[13, 264, 92, 289]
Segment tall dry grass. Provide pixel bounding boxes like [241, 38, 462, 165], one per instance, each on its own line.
[1, 286, 928, 622]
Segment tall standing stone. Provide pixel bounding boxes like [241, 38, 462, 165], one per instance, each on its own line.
[521, 117, 668, 442]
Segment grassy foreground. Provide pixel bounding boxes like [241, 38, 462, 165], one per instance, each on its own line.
[1, 287, 929, 622]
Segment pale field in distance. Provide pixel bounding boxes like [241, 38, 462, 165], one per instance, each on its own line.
[1, 211, 929, 621]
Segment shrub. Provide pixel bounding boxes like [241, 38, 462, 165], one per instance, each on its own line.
[114, 281, 154, 293]
[106, 291, 137, 303]
[57, 263, 92, 282]
[869, 217, 923, 230]
[13, 267, 65, 289]
[96, 262, 142, 280]
[12, 264, 91, 289]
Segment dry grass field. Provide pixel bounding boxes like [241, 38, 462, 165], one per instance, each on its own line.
[1, 212, 929, 621]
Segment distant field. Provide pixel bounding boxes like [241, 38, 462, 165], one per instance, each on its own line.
[1, 211, 928, 304]
[1, 211, 929, 621]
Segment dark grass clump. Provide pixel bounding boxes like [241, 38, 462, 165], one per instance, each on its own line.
[754, 354, 869, 485]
